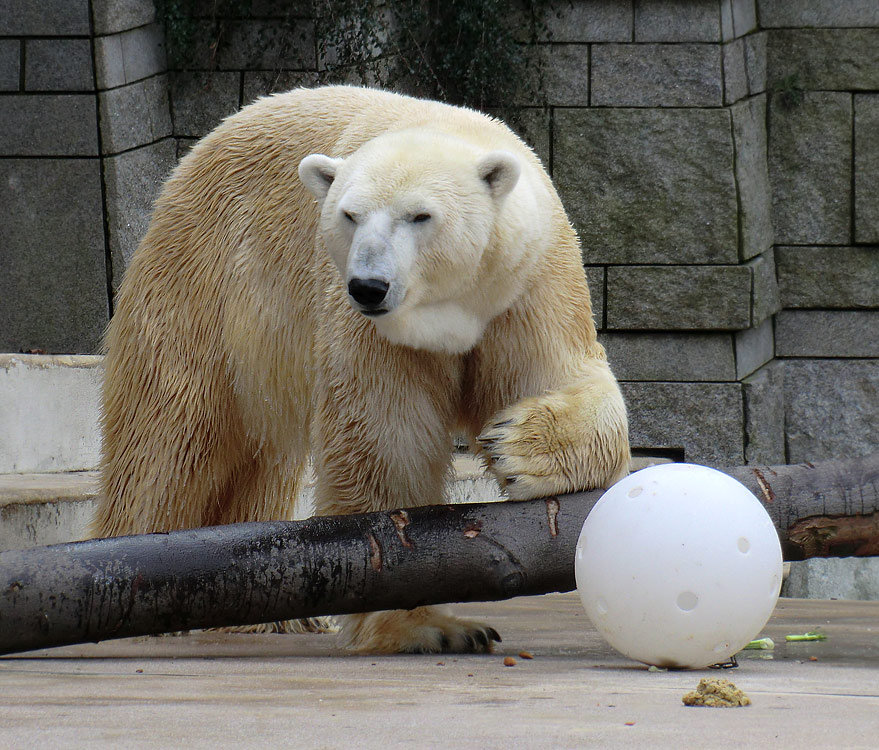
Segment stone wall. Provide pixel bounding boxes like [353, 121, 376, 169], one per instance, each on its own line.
[761, 6, 879, 463]
[1, 0, 877, 467]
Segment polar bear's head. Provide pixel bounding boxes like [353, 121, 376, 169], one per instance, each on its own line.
[298, 129, 528, 354]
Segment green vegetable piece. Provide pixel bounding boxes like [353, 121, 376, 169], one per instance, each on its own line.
[742, 637, 775, 650]
[785, 631, 828, 642]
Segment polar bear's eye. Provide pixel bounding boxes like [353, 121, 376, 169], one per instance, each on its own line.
[342, 210, 357, 224]
[411, 213, 431, 224]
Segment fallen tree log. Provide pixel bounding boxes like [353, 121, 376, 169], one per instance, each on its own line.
[0, 453, 877, 655]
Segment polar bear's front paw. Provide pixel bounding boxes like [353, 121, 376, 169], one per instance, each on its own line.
[477, 408, 573, 500]
[339, 606, 501, 654]
[476, 389, 629, 500]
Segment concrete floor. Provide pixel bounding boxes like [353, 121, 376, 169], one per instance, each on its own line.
[2, 594, 878, 749]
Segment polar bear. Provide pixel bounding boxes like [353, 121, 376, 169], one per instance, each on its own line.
[94, 85, 629, 653]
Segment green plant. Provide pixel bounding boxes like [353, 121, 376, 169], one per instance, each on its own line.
[772, 72, 805, 110]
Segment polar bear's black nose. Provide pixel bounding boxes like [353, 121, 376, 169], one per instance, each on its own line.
[348, 277, 389, 308]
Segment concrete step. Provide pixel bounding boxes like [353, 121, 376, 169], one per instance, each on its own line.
[0, 471, 99, 551]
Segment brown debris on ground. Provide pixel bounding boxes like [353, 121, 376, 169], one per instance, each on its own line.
[682, 677, 751, 707]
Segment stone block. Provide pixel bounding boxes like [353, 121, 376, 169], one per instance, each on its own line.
[170, 71, 240, 138]
[591, 44, 722, 107]
[723, 39, 748, 105]
[767, 30, 879, 91]
[25, 39, 93, 92]
[731, 96, 773, 259]
[104, 139, 178, 284]
[743, 31, 767, 95]
[759, 0, 879, 28]
[855, 95, 879, 243]
[621, 382, 744, 466]
[776, 311, 879, 358]
[598, 332, 736, 382]
[783, 359, 879, 463]
[634, 0, 722, 42]
[776, 246, 879, 309]
[554, 108, 738, 265]
[720, 0, 734, 42]
[99, 74, 172, 153]
[585, 267, 605, 330]
[783, 557, 879, 601]
[735, 318, 774, 380]
[0, 355, 102, 474]
[0, 0, 90, 35]
[768, 91, 851, 245]
[0, 159, 108, 354]
[0, 39, 20, 91]
[748, 249, 780, 326]
[742, 360, 785, 465]
[94, 23, 167, 90]
[606, 265, 752, 331]
[0, 95, 98, 156]
[216, 19, 316, 71]
[543, 0, 632, 42]
[542, 44, 589, 106]
[730, 0, 757, 38]
[91, 0, 156, 35]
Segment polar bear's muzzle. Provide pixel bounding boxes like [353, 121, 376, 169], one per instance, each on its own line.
[348, 277, 390, 315]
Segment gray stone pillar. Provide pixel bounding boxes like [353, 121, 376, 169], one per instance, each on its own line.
[91, 0, 176, 290]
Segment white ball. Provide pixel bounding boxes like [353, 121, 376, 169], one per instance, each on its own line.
[574, 463, 783, 669]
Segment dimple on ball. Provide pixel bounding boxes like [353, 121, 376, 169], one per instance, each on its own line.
[575, 463, 783, 669]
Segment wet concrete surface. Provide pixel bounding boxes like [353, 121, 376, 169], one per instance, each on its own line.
[1, 594, 878, 749]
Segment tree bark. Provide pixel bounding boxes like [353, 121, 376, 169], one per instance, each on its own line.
[0, 453, 876, 655]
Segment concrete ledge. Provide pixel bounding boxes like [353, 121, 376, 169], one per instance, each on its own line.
[783, 557, 879, 601]
[0, 471, 99, 551]
[0, 354, 103, 474]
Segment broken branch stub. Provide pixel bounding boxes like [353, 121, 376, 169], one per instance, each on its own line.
[723, 454, 879, 558]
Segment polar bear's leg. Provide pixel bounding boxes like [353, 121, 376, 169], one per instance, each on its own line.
[475, 357, 630, 500]
[310, 340, 501, 653]
[213, 454, 306, 525]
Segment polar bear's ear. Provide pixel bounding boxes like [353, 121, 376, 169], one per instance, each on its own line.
[477, 151, 521, 200]
[299, 154, 345, 200]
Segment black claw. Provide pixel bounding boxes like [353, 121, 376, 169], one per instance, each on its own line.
[474, 629, 489, 648]
[488, 628, 502, 643]
[494, 419, 513, 428]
